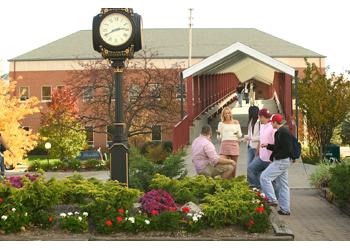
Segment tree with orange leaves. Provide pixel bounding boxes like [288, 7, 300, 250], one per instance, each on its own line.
[40, 86, 86, 160]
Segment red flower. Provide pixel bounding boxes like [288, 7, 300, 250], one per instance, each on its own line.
[246, 219, 255, 228]
[263, 196, 269, 201]
[0, 197, 3, 203]
[48, 216, 53, 222]
[118, 208, 124, 214]
[182, 207, 190, 213]
[116, 216, 123, 223]
[105, 220, 113, 226]
[255, 206, 265, 213]
[151, 210, 159, 215]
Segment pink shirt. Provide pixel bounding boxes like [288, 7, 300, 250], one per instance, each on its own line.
[259, 122, 276, 162]
[191, 135, 220, 173]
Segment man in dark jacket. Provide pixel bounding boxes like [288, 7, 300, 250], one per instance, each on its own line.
[260, 114, 293, 215]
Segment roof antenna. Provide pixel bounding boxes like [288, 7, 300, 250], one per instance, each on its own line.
[188, 8, 194, 68]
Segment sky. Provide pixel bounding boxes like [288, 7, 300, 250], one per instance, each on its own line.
[1, 0, 350, 76]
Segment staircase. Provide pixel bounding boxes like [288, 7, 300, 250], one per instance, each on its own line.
[210, 97, 280, 136]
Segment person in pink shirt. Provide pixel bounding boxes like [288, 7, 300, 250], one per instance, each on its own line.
[247, 108, 276, 188]
[192, 125, 236, 179]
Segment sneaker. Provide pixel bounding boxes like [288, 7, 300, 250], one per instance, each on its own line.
[267, 201, 278, 207]
[277, 210, 290, 216]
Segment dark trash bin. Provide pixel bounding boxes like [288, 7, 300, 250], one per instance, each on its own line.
[324, 144, 340, 162]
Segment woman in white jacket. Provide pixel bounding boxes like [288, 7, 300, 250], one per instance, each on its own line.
[217, 107, 242, 178]
[244, 106, 260, 166]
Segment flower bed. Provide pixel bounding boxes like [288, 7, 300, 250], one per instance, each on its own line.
[0, 173, 275, 236]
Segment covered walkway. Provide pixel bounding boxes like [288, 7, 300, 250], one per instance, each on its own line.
[173, 42, 295, 152]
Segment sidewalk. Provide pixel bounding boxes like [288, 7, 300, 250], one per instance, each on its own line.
[185, 138, 350, 240]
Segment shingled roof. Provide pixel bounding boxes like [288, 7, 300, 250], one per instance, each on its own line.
[9, 28, 324, 61]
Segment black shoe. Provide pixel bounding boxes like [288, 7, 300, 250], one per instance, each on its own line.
[277, 210, 290, 216]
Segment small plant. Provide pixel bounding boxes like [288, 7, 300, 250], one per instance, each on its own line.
[59, 211, 89, 233]
[31, 209, 56, 229]
[0, 206, 30, 234]
[329, 161, 350, 207]
[309, 160, 335, 188]
[139, 189, 177, 215]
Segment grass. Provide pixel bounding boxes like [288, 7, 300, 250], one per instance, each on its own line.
[26, 155, 60, 166]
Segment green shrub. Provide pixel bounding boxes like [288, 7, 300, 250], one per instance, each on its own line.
[59, 212, 88, 233]
[330, 161, 350, 207]
[11, 176, 63, 215]
[129, 148, 186, 192]
[31, 209, 56, 229]
[82, 159, 107, 170]
[0, 205, 30, 234]
[309, 160, 335, 188]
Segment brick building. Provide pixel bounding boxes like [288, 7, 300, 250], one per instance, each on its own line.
[8, 28, 325, 150]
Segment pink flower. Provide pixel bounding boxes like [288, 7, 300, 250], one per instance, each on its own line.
[118, 208, 124, 214]
[105, 220, 112, 226]
[0, 197, 3, 203]
[116, 216, 123, 223]
[48, 216, 53, 222]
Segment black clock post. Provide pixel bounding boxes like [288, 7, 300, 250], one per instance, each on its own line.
[92, 8, 143, 186]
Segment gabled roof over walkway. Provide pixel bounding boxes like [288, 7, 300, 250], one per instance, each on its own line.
[182, 42, 295, 84]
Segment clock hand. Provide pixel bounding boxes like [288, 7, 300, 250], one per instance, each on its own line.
[104, 28, 123, 36]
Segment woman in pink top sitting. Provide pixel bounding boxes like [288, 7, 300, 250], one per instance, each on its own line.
[217, 107, 242, 177]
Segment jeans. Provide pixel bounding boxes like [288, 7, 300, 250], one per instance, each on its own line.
[247, 156, 270, 188]
[247, 145, 256, 166]
[237, 93, 243, 107]
[260, 158, 291, 213]
[0, 154, 4, 176]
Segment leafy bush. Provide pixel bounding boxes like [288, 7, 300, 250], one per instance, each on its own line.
[31, 209, 56, 229]
[309, 160, 335, 188]
[59, 211, 88, 233]
[0, 205, 30, 234]
[11, 176, 64, 215]
[330, 161, 350, 207]
[82, 159, 107, 170]
[139, 189, 177, 214]
[129, 148, 187, 192]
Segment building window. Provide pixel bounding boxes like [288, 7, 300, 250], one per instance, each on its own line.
[128, 84, 140, 102]
[152, 125, 162, 141]
[83, 86, 94, 102]
[106, 125, 115, 147]
[19, 86, 30, 101]
[176, 83, 186, 99]
[85, 126, 94, 147]
[42, 86, 52, 102]
[149, 83, 161, 99]
[56, 85, 65, 90]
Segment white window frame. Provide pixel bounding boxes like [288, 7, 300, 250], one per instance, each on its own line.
[149, 83, 161, 100]
[41, 85, 52, 102]
[19, 86, 30, 102]
[83, 86, 94, 102]
[85, 126, 94, 148]
[128, 84, 141, 102]
[176, 83, 187, 100]
[106, 125, 114, 147]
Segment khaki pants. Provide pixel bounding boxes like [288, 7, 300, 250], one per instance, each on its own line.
[199, 163, 234, 178]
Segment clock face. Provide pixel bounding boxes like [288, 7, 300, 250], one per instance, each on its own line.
[99, 13, 133, 46]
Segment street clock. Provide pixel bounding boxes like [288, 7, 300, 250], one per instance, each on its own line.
[93, 8, 142, 59]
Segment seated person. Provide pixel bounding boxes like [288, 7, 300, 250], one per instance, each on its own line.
[191, 125, 236, 179]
